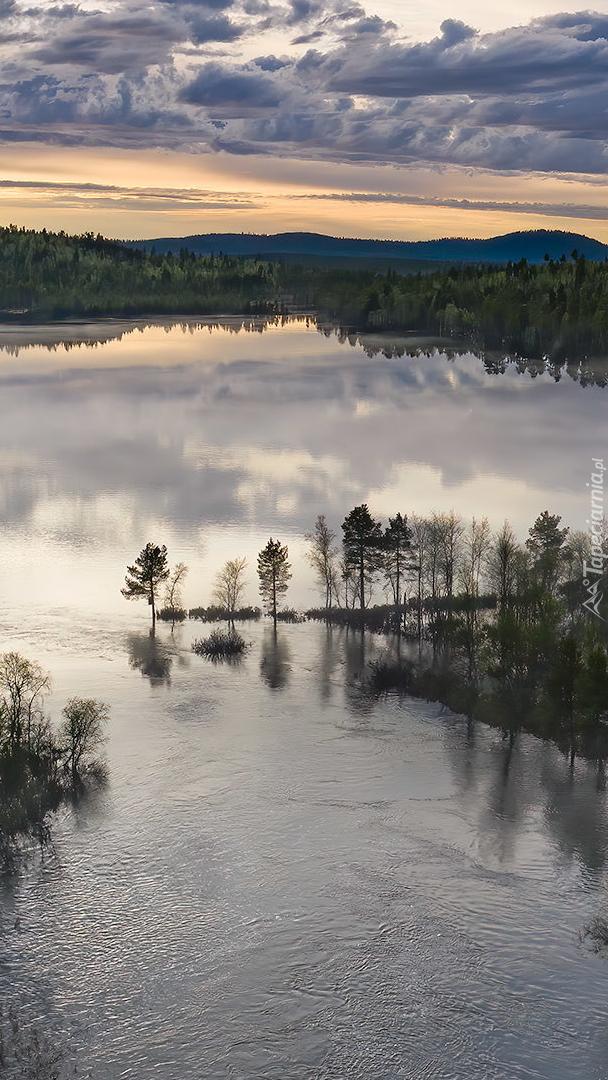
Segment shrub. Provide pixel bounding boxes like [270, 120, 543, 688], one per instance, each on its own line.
[369, 658, 412, 692]
[189, 606, 261, 622]
[192, 628, 250, 661]
[580, 915, 608, 953]
[276, 609, 306, 623]
[157, 606, 187, 622]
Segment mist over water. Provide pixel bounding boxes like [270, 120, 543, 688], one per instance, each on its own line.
[1, 319, 607, 1079]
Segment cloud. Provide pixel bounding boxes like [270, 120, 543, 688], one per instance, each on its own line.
[296, 190, 608, 221]
[325, 13, 608, 97]
[290, 30, 325, 44]
[13, 176, 608, 225]
[27, 8, 186, 75]
[179, 63, 282, 112]
[0, 176, 261, 212]
[253, 54, 290, 71]
[0, 4, 607, 181]
[185, 11, 243, 42]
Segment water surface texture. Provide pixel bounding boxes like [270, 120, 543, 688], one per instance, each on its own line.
[1, 319, 607, 1079]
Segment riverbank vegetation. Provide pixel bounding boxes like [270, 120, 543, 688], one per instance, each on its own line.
[2, 224, 608, 357]
[302, 505, 608, 763]
[143, 495, 608, 763]
[0, 653, 109, 869]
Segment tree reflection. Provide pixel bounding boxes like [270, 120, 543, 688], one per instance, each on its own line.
[343, 627, 376, 715]
[127, 631, 173, 686]
[259, 628, 291, 690]
[539, 753, 608, 872]
[315, 625, 344, 703]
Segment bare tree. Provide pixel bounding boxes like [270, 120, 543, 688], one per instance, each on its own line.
[458, 517, 492, 676]
[438, 510, 465, 600]
[164, 562, 188, 613]
[487, 521, 520, 612]
[0, 653, 50, 754]
[59, 698, 109, 785]
[305, 515, 340, 610]
[409, 514, 429, 637]
[212, 557, 248, 621]
[459, 516, 492, 598]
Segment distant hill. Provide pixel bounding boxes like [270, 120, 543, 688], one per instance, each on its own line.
[127, 229, 608, 266]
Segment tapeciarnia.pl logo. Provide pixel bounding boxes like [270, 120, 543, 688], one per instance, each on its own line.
[583, 457, 606, 620]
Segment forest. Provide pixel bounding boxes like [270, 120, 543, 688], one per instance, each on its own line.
[2, 224, 608, 356]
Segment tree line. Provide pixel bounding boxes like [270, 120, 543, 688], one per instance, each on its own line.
[123, 502, 608, 762]
[2, 225, 608, 357]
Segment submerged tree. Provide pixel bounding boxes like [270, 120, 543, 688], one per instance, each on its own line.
[121, 542, 170, 632]
[212, 557, 248, 621]
[487, 521, 520, 613]
[383, 512, 412, 609]
[163, 562, 188, 615]
[257, 539, 292, 630]
[305, 515, 341, 610]
[526, 510, 569, 595]
[342, 504, 384, 613]
[59, 698, 109, 786]
[0, 652, 50, 754]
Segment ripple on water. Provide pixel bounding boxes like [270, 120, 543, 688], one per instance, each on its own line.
[2, 622, 608, 1079]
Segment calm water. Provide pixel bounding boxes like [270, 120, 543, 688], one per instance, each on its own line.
[1, 319, 608, 1079]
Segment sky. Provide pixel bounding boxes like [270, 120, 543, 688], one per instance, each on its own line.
[1, 1, 608, 240]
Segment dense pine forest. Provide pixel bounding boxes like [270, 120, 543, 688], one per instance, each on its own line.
[2, 224, 608, 356]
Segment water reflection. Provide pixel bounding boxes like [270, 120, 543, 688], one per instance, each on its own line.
[127, 631, 173, 685]
[1, 619, 608, 1079]
[0, 318, 606, 619]
[259, 627, 291, 690]
[315, 624, 344, 703]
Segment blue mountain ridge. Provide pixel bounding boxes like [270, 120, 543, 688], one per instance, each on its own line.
[127, 229, 608, 264]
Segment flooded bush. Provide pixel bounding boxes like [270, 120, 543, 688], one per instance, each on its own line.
[192, 628, 250, 661]
[369, 658, 412, 691]
[276, 609, 306, 623]
[580, 916, 608, 953]
[0, 1005, 83, 1079]
[189, 606, 261, 622]
[157, 606, 187, 622]
[0, 654, 110, 870]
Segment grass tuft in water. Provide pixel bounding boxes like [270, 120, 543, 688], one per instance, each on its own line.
[192, 628, 250, 662]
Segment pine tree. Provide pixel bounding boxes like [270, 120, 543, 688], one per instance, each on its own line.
[342, 504, 384, 613]
[257, 539, 292, 630]
[121, 543, 170, 632]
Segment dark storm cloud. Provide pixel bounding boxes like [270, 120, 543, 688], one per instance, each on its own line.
[253, 54, 290, 70]
[161, 0, 234, 9]
[290, 30, 325, 44]
[29, 8, 184, 73]
[187, 13, 243, 41]
[179, 63, 281, 110]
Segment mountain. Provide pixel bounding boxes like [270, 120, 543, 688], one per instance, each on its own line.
[126, 229, 608, 266]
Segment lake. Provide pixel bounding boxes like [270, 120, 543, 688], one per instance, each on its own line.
[0, 318, 607, 1079]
